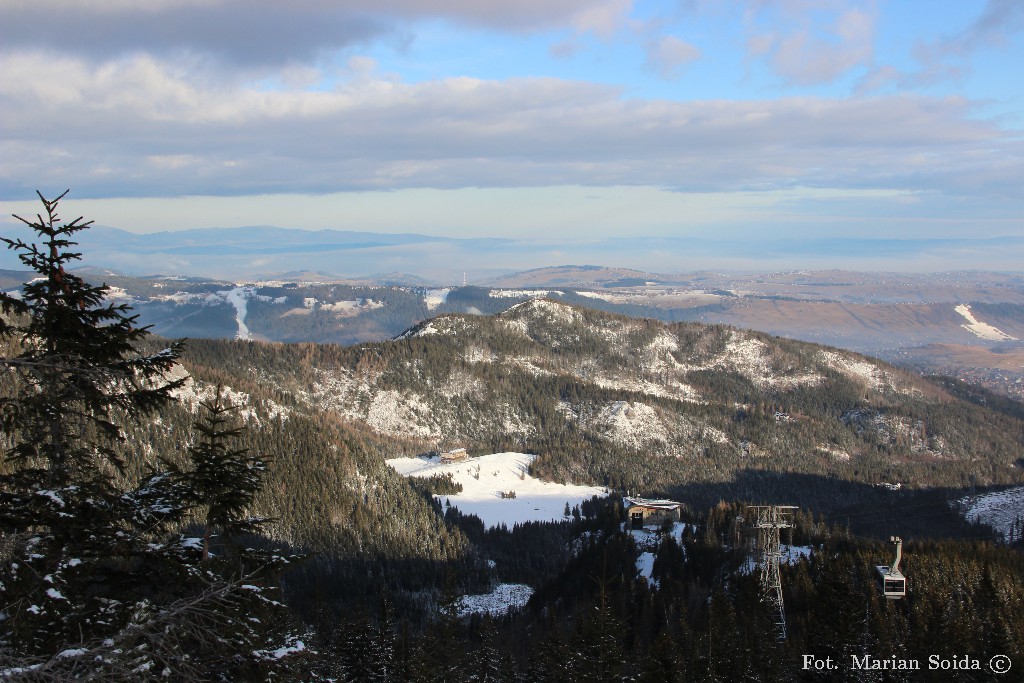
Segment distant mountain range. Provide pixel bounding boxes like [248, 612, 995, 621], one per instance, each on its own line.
[3, 264, 1021, 400]
[2, 222, 1023, 282]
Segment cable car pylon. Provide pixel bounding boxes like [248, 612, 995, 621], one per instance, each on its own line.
[748, 505, 798, 641]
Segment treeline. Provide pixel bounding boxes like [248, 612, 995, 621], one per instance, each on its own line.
[293, 499, 1024, 682]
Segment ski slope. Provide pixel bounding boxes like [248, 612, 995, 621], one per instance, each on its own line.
[386, 452, 607, 528]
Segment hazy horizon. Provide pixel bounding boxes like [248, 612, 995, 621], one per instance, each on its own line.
[2, 221, 1022, 283]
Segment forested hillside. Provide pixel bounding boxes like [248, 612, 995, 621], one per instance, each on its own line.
[3, 204, 1022, 680]
[167, 298, 1023, 497]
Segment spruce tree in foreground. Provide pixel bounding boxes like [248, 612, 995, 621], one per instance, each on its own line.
[181, 385, 270, 561]
[0, 191, 303, 680]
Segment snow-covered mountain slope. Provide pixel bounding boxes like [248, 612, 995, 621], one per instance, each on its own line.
[386, 452, 606, 528]
[955, 486, 1024, 541]
[180, 297, 1024, 491]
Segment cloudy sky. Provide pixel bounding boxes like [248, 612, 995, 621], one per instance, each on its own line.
[1, 0, 1022, 270]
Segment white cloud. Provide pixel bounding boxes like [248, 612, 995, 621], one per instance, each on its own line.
[0, 1, 638, 66]
[645, 35, 701, 79]
[1, 51, 1020, 200]
[739, 1, 877, 85]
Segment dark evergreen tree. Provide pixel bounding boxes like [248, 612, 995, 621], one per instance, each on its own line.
[179, 385, 269, 560]
[0, 192, 302, 680]
[0, 191, 187, 668]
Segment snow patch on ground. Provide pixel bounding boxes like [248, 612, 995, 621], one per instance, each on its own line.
[221, 287, 253, 340]
[722, 333, 820, 389]
[504, 298, 579, 324]
[636, 552, 657, 587]
[816, 444, 852, 461]
[575, 290, 625, 303]
[424, 288, 451, 311]
[457, 583, 534, 617]
[320, 299, 385, 316]
[592, 401, 669, 448]
[399, 316, 474, 339]
[164, 366, 281, 423]
[102, 285, 134, 303]
[490, 289, 564, 299]
[366, 390, 437, 438]
[464, 346, 495, 364]
[507, 356, 557, 377]
[589, 373, 702, 403]
[386, 452, 607, 528]
[437, 371, 487, 399]
[955, 304, 1018, 341]
[955, 486, 1024, 542]
[818, 350, 888, 391]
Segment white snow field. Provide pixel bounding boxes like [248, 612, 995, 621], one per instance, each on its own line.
[955, 486, 1024, 542]
[954, 304, 1018, 342]
[385, 452, 607, 528]
[457, 583, 534, 617]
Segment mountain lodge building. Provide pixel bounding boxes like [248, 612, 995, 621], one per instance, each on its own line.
[625, 497, 683, 529]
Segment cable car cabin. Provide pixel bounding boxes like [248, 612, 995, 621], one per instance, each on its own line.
[876, 566, 906, 599]
[876, 536, 906, 600]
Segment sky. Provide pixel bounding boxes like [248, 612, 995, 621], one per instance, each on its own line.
[1, 0, 1022, 273]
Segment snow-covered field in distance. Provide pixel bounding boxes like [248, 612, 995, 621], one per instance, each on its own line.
[955, 486, 1024, 541]
[385, 452, 607, 528]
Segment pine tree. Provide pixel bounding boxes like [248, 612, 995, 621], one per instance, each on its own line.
[179, 385, 269, 560]
[0, 190, 187, 664]
[0, 191, 303, 680]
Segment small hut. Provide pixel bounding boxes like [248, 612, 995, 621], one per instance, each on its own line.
[624, 497, 682, 530]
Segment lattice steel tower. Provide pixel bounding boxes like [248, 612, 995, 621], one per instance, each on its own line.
[748, 505, 798, 641]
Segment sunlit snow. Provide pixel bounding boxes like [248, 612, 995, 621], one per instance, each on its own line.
[955, 304, 1018, 342]
[222, 287, 252, 340]
[636, 552, 657, 587]
[386, 452, 606, 528]
[424, 288, 451, 310]
[955, 486, 1024, 541]
[457, 583, 534, 617]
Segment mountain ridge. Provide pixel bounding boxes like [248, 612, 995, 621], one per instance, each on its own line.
[189, 297, 1021, 499]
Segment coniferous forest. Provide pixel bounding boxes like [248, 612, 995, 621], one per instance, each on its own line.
[2, 194, 1023, 680]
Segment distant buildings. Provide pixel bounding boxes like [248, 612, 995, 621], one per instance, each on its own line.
[440, 448, 468, 464]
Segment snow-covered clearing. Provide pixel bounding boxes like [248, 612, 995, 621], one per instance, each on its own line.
[102, 285, 134, 303]
[955, 486, 1024, 541]
[815, 444, 852, 462]
[320, 299, 384, 316]
[367, 390, 436, 438]
[818, 350, 889, 391]
[457, 583, 534, 617]
[575, 290, 622, 302]
[724, 334, 820, 389]
[221, 287, 252, 340]
[386, 452, 607, 528]
[490, 289, 564, 299]
[592, 401, 669, 448]
[636, 552, 657, 587]
[396, 317, 472, 340]
[424, 288, 450, 310]
[955, 304, 1018, 342]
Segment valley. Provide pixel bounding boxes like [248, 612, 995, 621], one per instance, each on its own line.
[3, 251, 1023, 680]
